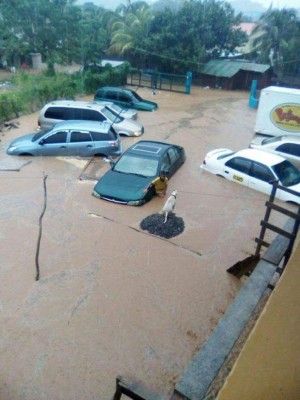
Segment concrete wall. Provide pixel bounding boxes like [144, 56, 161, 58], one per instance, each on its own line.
[217, 239, 300, 400]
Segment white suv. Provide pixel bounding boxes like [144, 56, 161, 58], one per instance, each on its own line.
[38, 100, 144, 137]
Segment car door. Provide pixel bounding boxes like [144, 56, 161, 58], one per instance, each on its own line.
[248, 161, 276, 195]
[38, 130, 69, 156]
[68, 130, 94, 156]
[223, 156, 251, 187]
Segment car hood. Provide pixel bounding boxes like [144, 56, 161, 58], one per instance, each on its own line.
[8, 133, 36, 148]
[94, 170, 154, 202]
[135, 99, 158, 111]
[121, 109, 137, 119]
[114, 118, 143, 132]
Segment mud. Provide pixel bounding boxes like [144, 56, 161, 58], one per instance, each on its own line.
[0, 85, 292, 400]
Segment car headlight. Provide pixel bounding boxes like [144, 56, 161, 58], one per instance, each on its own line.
[92, 190, 100, 199]
[128, 199, 144, 206]
[7, 146, 17, 152]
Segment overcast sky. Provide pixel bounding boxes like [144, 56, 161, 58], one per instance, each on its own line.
[76, 0, 300, 10]
[252, 0, 300, 7]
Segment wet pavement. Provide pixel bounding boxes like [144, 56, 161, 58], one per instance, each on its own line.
[0, 87, 291, 399]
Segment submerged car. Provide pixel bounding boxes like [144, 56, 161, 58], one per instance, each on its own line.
[94, 86, 158, 112]
[249, 135, 300, 168]
[6, 120, 122, 157]
[93, 140, 186, 205]
[38, 100, 143, 137]
[200, 148, 300, 204]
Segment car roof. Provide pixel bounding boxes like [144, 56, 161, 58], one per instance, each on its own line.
[125, 140, 173, 158]
[43, 100, 106, 111]
[98, 86, 133, 94]
[53, 120, 112, 132]
[237, 148, 286, 166]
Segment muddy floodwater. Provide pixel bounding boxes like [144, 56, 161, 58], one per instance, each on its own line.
[0, 87, 290, 399]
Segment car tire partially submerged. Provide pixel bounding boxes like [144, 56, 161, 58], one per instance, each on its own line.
[140, 213, 185, 238]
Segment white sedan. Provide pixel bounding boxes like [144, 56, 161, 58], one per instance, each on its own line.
[250, 135, 300, 168]
[200, 148, 300, 204]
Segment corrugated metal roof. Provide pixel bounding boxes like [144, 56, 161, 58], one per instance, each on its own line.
[199, 60, 270, 78]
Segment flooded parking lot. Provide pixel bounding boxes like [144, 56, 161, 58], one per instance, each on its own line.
[0, 87, 290, 399]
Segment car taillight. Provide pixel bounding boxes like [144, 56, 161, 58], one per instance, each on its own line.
[109, 141, 117, 147]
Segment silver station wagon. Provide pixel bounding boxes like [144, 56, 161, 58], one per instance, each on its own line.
[6, 120, 122, 157]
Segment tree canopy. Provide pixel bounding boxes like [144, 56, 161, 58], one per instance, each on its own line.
[0, 0, 299, 75]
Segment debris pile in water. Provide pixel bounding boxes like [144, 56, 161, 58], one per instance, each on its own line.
[140, 213, 184, 238]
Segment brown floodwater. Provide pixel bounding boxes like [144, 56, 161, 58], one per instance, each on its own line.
[0, 86, 290, 399]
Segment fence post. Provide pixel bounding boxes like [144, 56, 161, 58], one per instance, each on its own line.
[185, 71, 192, 94]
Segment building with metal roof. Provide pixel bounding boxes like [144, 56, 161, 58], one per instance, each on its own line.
[198, 59, 271, 90]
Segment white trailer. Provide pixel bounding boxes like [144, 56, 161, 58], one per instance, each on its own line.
[254, 86, 300, 136]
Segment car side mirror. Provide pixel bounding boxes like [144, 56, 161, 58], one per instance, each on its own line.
[110, 160, 116, 168]
[39, 139, 45, 145]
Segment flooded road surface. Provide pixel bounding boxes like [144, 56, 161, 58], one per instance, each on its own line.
[0, 87, 290, 399]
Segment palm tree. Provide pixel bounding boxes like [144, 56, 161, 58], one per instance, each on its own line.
[109, 3, 153, 58]
[251, 6, 298, 73]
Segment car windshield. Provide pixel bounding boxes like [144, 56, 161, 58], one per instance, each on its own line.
[262, 136, 282, 145]
[131, 91, 143, 102]
[102, 107, 123, 123]
[32, 129, 51, 141]
[272, 160, 300, 186]
[114, 154, 158, 177]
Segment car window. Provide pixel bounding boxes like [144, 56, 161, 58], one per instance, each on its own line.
[44, 107, 65, 119]
[161, 152, 171, 172]
[250, 162, 274, 183]
[167, 147, 179, 164]
[272, 160, 300, 187]
[71, 108, 104, 122]
[225, 157, 251, 174]
[262, 136, 282, 145]
[102, 107, 122, 123]
[107, 90, 118, 101]
[90, 131, 108, 141]
[276, 143, 300, 157]
[70, 131, 92, 142]
[119, 93, 131, 103]
[43, 130, 68, 144]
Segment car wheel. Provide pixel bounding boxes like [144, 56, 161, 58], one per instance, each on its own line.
[19, 153, 33, 156]
[216, 174, 225, 178]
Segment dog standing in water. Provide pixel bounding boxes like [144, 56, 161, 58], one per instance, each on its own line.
[161, 190, 177, 223]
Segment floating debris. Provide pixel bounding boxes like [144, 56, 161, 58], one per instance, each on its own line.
[140, 213, 185, 239]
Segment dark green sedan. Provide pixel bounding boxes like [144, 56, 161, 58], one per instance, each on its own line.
[92, 140, 186, 205]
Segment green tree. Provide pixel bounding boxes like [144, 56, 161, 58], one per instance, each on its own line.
[143, 0, 246, 73]
[0, 0, 82, 65]
[251, 6, 299, 73]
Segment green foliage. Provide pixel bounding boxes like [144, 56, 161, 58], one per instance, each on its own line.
[0, 64, 130, 121]
[251, 6, 300, 73]
[81, 63, 130, 92]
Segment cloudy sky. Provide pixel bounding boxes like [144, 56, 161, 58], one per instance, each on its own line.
[76, 0, 300, 10]
[252, 0, 300, 7]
